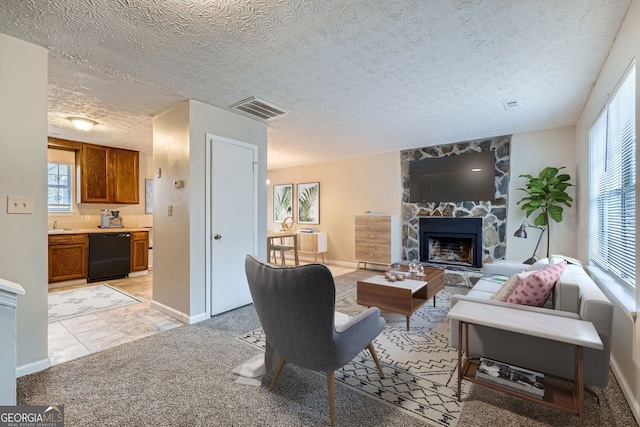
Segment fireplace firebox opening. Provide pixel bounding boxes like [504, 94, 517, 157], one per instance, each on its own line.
[419, 217, 483, 269]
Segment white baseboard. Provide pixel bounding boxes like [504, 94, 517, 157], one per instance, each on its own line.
[280, 254, 358, 269]
[188, 312, 209, 324]
[150, 300, 207, 325]
[325, 259, 359, 268]
[16, 357, 50, 377]
[610, 356, 640, 425]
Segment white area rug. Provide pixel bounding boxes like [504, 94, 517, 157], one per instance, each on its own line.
[238, 286, 470, 427]
[48, 284, 141, 323]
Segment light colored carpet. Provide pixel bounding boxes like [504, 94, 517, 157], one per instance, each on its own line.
[20, 270, 636, 426]
[332, 268, 385, 299]
[239, 286, 470, 426]
[20, 303, 431, 427]
[48, 284, 141, 323]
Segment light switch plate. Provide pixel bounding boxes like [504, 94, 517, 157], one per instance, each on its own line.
[7, 196, 33, 214]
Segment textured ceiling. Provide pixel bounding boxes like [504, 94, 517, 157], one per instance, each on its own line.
[0, 0, 631, 168]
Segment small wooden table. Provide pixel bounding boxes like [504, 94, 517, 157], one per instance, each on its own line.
[267, 231, 299, 266]
[448, 300, 603, 427]
[356, 267, 445, 330]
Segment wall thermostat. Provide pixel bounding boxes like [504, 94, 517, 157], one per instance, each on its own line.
[174, 180, 184, 188]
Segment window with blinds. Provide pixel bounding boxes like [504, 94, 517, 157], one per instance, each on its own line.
[588, 63, 636, 291]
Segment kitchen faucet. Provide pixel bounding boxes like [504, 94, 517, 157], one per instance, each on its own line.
[53, 220, 58, 230]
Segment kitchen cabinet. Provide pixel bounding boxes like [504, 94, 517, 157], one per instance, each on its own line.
[78, 143, 139, 204]
[79, 144, 111, 203]
[113, 148, 139, 204]
[355, 214, 400, 269]
[130, 231, 149, 272]
[48, 233, 88, 282]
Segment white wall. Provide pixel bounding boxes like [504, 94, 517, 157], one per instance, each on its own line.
[152, 100, 267, 322]
[575, 0, 640, 421]
[0, 34, 49, 374]
[506, 126, 577, 262]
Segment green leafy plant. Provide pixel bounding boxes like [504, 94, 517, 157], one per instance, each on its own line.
[517, 166, 574, 257]
[274, 186, 292, 221]
[298, 185, 318, 223]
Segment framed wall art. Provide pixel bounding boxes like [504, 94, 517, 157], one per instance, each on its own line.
[297, 182, 319, 224]
[273, 183, 293, 222]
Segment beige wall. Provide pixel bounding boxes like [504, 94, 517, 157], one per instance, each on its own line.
[47, 148, 153, 229]
[268, 128, 580, 266]
[0, 34, 49, 374]
[268, 152, 402, 264]
[575, 0, 640, 421]
[151, 101, 191, 317]
[507, 126, 577, 261]
[153, 99, 267, 322]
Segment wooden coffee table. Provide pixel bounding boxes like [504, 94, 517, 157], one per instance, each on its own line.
[356, 267, 445, 330]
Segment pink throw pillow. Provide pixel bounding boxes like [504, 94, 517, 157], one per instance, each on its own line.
[507, 261, 567, 307]
[492, 271, 534, 302]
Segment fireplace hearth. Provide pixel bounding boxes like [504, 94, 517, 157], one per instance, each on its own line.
[419, 217, 483, 269]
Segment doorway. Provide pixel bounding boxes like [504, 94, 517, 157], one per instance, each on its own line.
[205, 134, 258, 316]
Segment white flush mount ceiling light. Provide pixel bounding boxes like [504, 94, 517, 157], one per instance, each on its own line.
[68, 117, 97, 131]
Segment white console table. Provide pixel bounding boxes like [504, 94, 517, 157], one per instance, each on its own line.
[448, 300, 602, 427]
[0, 277, 25, 405]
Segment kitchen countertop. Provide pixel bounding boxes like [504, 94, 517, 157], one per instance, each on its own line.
[47, 227, 150, 235]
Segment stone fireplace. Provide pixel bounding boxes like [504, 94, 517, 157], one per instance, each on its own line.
[420, 217, 482, 268]
[401, 135, 511, 279]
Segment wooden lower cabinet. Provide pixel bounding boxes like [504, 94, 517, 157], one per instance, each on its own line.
[297, 232, 328, 263]
[130, 231, 149, 272]
[48, 234, 88, 282]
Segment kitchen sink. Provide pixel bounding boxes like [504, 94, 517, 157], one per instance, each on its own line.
[48, 228, 78, 232]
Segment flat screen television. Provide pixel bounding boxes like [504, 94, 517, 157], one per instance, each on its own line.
[409, 151, 496, 203]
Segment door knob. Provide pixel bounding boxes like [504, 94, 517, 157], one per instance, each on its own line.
[214, 234, 222, 240]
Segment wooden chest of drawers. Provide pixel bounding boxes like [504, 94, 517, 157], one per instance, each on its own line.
[354, 214, 400, 268]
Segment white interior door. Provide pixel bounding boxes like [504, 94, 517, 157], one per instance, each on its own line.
[208, 135, 257, 315]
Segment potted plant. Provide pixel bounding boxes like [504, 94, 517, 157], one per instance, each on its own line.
[517, 166, 574, 258]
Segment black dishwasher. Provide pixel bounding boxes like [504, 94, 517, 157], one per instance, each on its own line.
[88, 232, 131, 282]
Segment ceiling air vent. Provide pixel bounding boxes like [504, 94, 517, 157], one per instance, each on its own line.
[228, 97, 288, 120]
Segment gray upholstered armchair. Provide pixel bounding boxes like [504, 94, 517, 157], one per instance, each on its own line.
[244, 255, 386, 426]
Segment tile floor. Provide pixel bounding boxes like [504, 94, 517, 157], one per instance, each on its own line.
[48, 262, 356, 366]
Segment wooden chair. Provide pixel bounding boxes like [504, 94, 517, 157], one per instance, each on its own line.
[269, 237, 295, 266]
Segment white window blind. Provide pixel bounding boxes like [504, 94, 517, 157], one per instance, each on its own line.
[589, 63, 636, 290]
[48, 162, 73, 213]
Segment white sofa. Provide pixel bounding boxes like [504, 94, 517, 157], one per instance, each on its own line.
[449, 256, 613, 387]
